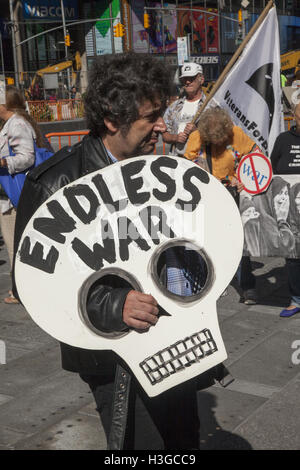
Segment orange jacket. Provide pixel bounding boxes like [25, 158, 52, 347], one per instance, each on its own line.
[184, 126, 255, 181]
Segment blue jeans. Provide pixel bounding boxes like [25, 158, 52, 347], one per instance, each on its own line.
[236, 256, 256, 291]
[286, 258, 300, 307]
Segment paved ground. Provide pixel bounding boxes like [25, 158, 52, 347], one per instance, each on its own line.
[0, 236, 300, 450]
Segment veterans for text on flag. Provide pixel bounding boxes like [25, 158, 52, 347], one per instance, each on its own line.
[209, 6, 284, 157]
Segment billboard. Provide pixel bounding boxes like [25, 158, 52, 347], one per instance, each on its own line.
[132, 1, 177, 54]
[131, 0, 149, 53]
[84, 0, 122, 57]
[23, 0, 78, 21]
[178, 7, 219, 55]
[148, 3, 177, 54]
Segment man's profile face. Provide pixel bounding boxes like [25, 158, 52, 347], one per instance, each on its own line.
[120, 98, 166, 158]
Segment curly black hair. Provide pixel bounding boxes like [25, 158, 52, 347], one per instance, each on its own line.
[84, 52, 173, 136]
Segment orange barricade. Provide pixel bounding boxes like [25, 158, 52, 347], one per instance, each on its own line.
[28, 99, 84, 122]
[46, 131, 89, 149]
[46, 131, 167, 154]
[46, 119, 293, 154]
[284, 115, 295, 130]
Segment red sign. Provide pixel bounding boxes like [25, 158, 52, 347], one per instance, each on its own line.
[237, 152, 273, 195]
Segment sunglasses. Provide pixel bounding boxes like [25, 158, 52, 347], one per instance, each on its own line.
[180, 75, 200, 83]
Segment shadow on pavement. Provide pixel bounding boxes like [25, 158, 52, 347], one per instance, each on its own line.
[230, 263, 290, 308]
[255, 265, 290, 307]
[198, 391, 252, 450]
[251, 261, 264, 270]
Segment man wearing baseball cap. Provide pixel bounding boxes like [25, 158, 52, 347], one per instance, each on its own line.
[163, 62, 205, 155]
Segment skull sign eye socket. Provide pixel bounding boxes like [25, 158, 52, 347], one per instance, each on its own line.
[78, 268, 142, 338]
[150, 239, 213, 303]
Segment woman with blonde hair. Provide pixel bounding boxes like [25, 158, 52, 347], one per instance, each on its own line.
[185, 106, 255, 186]
[0, 86, 44, 304]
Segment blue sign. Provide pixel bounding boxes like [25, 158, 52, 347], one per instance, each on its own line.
[23, 0, 78, 21]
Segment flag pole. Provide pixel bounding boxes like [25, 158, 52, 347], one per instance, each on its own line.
[192, 0, 275, 124]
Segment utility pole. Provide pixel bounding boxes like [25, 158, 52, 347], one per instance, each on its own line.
[0, 32, 4, 77]
[109, 2, 115, 55]
[60, 0, 71, 95]
[9, 0, 19, 87]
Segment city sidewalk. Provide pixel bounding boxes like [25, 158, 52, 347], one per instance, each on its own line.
[0, 236, 299, 450]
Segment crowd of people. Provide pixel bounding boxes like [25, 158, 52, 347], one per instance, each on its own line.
[0, 54, 299, 450]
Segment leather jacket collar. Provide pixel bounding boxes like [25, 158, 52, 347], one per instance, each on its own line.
[81, 133, 113, 175]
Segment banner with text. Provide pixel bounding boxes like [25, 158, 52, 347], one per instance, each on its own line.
[210, 7, 284, 157]
[241, 175, 300, 257]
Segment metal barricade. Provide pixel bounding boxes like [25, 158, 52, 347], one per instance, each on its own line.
[46, 120, 294, 155]
[46, 131, 167, 154]
[46, 131, 89, 150]
[284, 115, 295, 130]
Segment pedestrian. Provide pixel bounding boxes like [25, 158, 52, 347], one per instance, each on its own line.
[271, 102, 300, 317]
[70, 86, 80, 100]
[47, 90, 57, 102]
[12, 53, 229, 450]
[162, 62, 206, 156]
[280, 70, 287, 88]
[184, 106, 258, 305]
[0, 85, 45, 304]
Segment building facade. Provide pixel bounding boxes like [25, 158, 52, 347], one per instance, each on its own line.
[1, 0, 299, 95]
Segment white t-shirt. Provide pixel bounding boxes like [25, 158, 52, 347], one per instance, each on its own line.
[177, 99, 200, 134]
[175, 99, 200, 156]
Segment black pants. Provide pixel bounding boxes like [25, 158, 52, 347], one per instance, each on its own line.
[236, 256, 256, 291]
[286, 258, 300, 306]
[80, 372, 200, 450]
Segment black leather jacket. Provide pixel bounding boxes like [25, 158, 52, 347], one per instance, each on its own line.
[13, 134, 132, 375]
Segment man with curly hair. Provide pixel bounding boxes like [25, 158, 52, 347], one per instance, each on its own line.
[12, 53, 202, 450]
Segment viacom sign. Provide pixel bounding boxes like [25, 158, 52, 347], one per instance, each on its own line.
[23, 0, 78, 21]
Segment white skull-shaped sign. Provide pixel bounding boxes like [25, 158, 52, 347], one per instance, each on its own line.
[15, 156, 243, 397]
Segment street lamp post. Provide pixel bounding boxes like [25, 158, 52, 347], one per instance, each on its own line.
[9, 0, 19, 87]
[60, 0, 71, 96]
[0, 32, 5, 78]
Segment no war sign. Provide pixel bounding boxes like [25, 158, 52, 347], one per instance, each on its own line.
[237, 152, 273, 194]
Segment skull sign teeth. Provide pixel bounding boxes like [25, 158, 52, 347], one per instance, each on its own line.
[15, 156, 244, 397]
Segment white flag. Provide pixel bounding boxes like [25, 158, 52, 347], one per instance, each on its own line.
[210, 7, 284, 157]
[0, 79, 5, 105]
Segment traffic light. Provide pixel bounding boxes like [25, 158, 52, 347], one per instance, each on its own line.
[144, 13, 150, 29]
[65, 33, 70, 47]
[113, 23, 125, 37]
[118, 23, 125, 37]
[238, 9, 243, 24]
